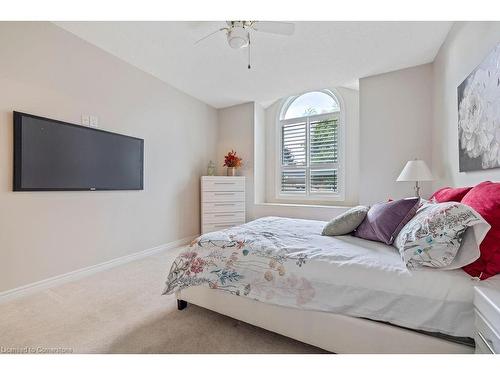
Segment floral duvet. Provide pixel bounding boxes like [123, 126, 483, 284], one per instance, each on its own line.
[163, 217, 318, 305]
[163, 216, 493, 338]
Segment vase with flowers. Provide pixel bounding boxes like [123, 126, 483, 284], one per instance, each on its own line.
[223, 150, 242, 176]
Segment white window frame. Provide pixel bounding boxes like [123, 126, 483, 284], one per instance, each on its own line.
[274, 89, 345, 202]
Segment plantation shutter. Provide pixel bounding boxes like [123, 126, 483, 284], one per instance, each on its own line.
[281, 121, 306, 166]
[280, 121, 307, 193]
[281, 170, 306, 192]
[309, 117, 338, 193]
[310, 169, 338, 193]
[279, 112, 340, 196]
[310, 118, 338, 164]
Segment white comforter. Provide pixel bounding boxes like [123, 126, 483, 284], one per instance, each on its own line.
[164, 216, 500, 337]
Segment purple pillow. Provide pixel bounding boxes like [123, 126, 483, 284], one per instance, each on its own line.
[354, 198, 420, 245]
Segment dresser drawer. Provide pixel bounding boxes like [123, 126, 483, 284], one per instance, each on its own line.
[203, 201, 245, 213]
[203, 211, 245, 224]
[474, 309, 500, 353]
[474, 288, 500, 331]
[202, 222, 244, 234]
[202, 191, 245, 202]
[202, 178, 245, 192]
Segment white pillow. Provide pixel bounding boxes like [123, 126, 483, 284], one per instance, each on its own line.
[394, 201, 490, 269]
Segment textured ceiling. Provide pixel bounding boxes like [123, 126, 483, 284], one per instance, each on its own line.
[55, 21, 452, 108]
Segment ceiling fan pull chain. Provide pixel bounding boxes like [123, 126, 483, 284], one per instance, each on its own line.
[248, 35, 251, 69]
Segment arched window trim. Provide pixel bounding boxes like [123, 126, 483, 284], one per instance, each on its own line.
[279, 89, 340, 120]
[274, 88, 345, 202]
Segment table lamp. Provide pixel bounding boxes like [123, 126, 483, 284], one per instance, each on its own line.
[396, 159, 433, 197]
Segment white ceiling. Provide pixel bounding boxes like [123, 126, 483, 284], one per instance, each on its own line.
[55, 21, 452, 109]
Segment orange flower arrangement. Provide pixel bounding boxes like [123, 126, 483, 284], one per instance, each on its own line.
[223, 150, 243, 168]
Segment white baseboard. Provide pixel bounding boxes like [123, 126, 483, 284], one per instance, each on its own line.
[0, 235, 197, 304]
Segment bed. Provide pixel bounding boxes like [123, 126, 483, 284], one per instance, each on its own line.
[163, 216, 500, 353]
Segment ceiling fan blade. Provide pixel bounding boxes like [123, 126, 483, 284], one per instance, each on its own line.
[194, 28, 227, 45]
[252, 21, 295, 36]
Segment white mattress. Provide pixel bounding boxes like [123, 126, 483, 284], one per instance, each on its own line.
[165, 216, 500, 338]
[265, 217, 500, 338]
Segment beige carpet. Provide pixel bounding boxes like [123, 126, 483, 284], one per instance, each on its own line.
[0, 248, 326, 354]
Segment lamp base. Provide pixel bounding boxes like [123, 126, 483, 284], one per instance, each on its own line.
[414, 181, 421, 197]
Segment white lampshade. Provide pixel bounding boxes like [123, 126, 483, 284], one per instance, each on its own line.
[397, 159, 433, 182]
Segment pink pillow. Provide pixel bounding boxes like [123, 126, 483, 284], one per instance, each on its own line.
[461, 181, 500, 280]
[431, 186, 472, 203]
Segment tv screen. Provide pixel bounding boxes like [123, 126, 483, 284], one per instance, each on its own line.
[13, 112, 144, 191]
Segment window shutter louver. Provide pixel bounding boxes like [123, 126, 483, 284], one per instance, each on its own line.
[310, 169, 338, 193]
[281, 170, 306, 192]
[310, 118, 338, 164]
[281, 121, 306, 166]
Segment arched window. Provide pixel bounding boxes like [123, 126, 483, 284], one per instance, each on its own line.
[278, 89, 342, 198]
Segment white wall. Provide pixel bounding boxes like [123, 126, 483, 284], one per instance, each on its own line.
[359, 64, 434, 204]
[254, 102, 266, 205]
[432, 22, 500, 189]
[216, 103, 255, 220]
[0, 22, 218, 293]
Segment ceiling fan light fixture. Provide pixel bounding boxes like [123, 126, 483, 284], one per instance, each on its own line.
[227, 28, 249, 49]
[195, 21, 295, 69]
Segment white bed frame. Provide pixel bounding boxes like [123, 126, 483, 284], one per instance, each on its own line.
[177, 286, 473, 354]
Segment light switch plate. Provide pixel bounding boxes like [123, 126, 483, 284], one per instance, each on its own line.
[89, 115, 99, 128]
[81, 114, 90, 126]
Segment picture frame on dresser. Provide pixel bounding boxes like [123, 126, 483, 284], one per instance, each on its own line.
[201, 176, 246, 234]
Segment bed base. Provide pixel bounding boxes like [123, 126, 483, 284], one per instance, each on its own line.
[176, 287, 473, 354]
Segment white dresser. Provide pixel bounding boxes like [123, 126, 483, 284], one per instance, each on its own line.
[201, 176, 246, 234]
[473, 286, 500, 354]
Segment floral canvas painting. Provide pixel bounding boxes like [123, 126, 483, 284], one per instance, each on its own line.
[458, 43, 500, 172]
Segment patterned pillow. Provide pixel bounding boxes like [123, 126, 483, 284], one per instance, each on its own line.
[394, 201, 491, 269]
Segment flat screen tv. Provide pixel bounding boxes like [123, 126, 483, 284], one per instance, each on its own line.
[13, 112, 144, 191]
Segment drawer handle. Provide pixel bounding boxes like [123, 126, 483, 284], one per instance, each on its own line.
[214, 182, 235, 185]
[477, 331, 496, 354]
[214, 193, 235, 195]
[215, 214, 235, 217]
[214, 203, 235, 206]
[214, 224, 231, 228]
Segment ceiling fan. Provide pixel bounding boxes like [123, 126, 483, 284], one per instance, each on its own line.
[195, 21, 295, 69]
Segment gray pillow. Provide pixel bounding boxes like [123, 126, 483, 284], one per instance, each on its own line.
[322, 206, 370, 236]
